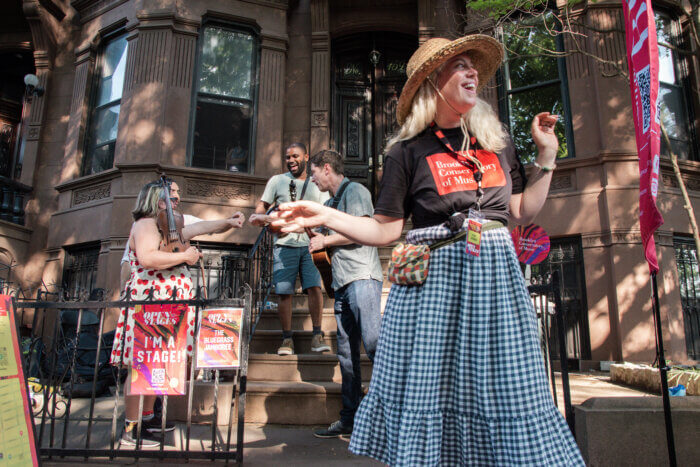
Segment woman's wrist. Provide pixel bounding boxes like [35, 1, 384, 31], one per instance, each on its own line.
[534, 148, 557, 171]
[533, 160, 556, 172]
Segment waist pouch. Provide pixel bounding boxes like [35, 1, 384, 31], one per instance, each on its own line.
[387, 221, 504, 286]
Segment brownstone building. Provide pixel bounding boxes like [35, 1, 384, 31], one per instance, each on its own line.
[1, 0, 698, 379]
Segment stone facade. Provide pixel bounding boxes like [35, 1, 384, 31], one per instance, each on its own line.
[1, 0, 699, 365]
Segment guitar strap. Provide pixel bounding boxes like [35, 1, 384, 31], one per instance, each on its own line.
[299, 176, 311, 200]
[330, 179, 351, 209]
[316, 178, 351, 237]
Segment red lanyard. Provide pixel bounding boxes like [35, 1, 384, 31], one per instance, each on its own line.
[430, 123, 484, 210]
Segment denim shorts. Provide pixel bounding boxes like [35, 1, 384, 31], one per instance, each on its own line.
[272, 245, 321, 295]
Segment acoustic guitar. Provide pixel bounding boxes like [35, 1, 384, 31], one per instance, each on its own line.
[306, 228, 335, 299]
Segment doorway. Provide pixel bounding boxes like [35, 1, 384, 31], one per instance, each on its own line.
[331, 32, 416, 195]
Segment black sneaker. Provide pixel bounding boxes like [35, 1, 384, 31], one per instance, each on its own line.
[142, 415, 175, 433]
[313, 420, 353, 438]
[120, 423, 160, 447]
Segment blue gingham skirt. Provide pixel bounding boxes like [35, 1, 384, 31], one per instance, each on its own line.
[349, 224, 584, 466]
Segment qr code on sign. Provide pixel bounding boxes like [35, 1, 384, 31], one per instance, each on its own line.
[151, 368, 165, 385]
[635, 65, 651, 133]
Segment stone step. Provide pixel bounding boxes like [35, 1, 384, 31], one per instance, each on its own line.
[245, 381, 349, 424]
[247, 353, 372, 383]
[250, 330, 340, 354]
[254, 308, 338, 332]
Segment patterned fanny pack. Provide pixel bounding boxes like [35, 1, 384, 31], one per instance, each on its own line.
[387, 220, 504, 285]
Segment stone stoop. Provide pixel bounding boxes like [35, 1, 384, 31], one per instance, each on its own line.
[245, 237, 402, 425]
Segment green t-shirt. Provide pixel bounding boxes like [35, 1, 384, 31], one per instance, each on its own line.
[261, 172, 329, 247]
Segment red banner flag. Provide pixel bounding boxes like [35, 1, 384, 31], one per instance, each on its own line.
[622, 0, 664, 273]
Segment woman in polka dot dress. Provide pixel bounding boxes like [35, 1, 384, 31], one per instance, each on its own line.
[111, 179, 203, 447]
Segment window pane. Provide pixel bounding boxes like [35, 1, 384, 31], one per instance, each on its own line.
[659, 84, 691, 159]
[509, 84, 568, 162]
[655, 14, 676, 85]
[192, 99, 252, 171]
[85, 143, 115, 175]
[90, 104, 121, 146]
[199, 27, 254, 99]
[97, 36, 128, 106]
[505, 14, 560, 89]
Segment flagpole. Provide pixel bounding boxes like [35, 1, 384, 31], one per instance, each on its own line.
[650, 271, 677, 467]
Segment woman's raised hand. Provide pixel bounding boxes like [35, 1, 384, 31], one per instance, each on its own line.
[183, 246, 203, 265]
[270, 201, 329, 233]
[531, 112, 559, 161]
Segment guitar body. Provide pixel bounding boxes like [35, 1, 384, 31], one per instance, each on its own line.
[311, 248, 335, 299]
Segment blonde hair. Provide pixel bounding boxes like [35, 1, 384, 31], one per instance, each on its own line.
[132, 181, 165, 221]
[386, 72, 507, 154]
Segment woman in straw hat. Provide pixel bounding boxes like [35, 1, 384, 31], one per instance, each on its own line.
[272, 35, 584, 465]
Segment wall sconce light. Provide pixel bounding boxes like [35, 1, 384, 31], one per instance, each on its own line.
[369, 49, 381, 67]
[24, 74, 44, 98]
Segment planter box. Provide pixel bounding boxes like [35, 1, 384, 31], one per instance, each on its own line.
[575, 397, 700, 466]
[610, 363, 699, 395]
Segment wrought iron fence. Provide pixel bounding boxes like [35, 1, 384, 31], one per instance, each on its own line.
[15, 284, 251, 462]
[244, 226, 275, 339]
[673, 237, 700, 360]
[528, 272, 575, 436]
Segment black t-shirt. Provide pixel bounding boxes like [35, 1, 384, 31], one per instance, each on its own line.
[374, 127, 527, 228]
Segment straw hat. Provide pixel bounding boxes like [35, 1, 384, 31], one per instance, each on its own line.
[397, 35, 504, 124]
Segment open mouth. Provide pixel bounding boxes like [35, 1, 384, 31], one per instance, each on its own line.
[462, 82, 476, 92]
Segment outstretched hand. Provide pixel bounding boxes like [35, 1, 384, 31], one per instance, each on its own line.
[531, 112, 559, 159]
[269, 200, 330, 233]
[227, 211, 245, 228]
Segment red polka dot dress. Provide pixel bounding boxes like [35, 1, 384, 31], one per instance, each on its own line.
[110, 248, 196, 366]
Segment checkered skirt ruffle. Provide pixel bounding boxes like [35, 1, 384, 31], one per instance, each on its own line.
[349, 225, 584, 466]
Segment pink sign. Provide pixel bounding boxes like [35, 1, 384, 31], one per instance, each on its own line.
[131, 304, 188, 396]
[511, 224, 550, 265]
[196, 307, 242, 369]
[622, 0, 664, 273]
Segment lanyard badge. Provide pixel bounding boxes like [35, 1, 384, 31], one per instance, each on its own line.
[466, 208, 484, 257]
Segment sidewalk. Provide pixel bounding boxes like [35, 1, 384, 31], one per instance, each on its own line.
[41, 372, 652, 466]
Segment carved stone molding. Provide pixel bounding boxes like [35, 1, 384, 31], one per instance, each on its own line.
[311, 111, 328, 127]
[582, 230, 643, 249]
[186, 180, 252, 201]
[662, 171, 700, 192]
[550, 172, 574, 192]
[71, 0, 129, 23]
[72, 183, 111, 206]
[26, 125, 41, 141]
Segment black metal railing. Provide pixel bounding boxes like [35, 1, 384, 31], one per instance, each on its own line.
[15, 284, 251, 462]
[244, 227, 274, 340]
[528, 272, 575, 437]
[673, 237, 700, 360]
[0, 174, 31, 225]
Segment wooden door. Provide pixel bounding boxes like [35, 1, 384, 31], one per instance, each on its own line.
[332, 32, 416, 196]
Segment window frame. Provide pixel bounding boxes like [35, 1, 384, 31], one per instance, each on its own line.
[82, 31, 129, 176]
[528, 235, 591, 362]
[187, 20, 260, 173]
[497, 12, 576, 162]
[62, 242, 101, 299]
[655, 8, 698, 161]
[672, 235, 700, 359]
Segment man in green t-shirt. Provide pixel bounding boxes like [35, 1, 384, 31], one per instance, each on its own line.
[250, 143, 330, 355]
